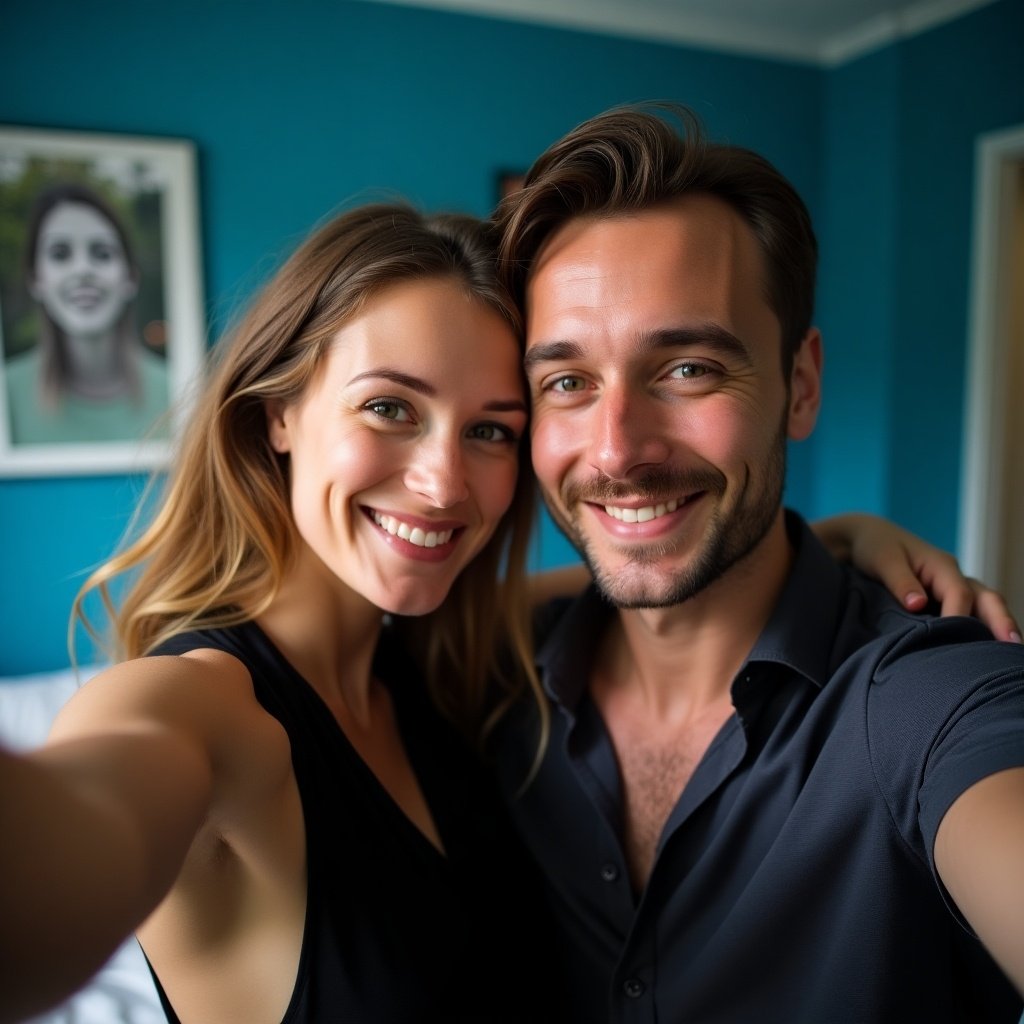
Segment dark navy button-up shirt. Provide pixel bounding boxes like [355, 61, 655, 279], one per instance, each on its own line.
[492, 512, 1024, 1023]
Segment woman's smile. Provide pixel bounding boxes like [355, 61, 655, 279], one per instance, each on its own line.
[267, 274, 527, 616]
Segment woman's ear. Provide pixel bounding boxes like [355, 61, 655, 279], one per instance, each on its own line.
[264, 399, 292, 454]
[787, 328, 822, 442]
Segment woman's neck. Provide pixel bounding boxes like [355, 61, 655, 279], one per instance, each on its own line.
[257, 546, 385, 722]
[62, 331, 129, 399]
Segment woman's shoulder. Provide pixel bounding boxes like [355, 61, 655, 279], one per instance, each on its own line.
[3, 346, 41, 379]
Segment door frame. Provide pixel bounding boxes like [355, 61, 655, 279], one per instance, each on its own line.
[958, 123, 1024, 580]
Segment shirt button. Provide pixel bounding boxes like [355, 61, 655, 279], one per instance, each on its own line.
[600, 862, 619, 882]
[623, 978, 645, 999]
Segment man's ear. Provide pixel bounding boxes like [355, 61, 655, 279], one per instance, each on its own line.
[264, 399, 292, 454]
[787, 328, 822, 442]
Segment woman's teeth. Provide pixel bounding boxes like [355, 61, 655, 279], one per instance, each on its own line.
[372, 512, 453, 548]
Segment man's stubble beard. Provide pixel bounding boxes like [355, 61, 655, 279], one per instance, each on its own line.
[541, 419, 788, 610]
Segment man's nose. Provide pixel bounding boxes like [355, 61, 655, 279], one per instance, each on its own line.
[586, 385, 671, 480]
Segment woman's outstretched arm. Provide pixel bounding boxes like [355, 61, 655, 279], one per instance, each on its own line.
[0, 726, 211, 1023]
[0, 650, 267, 1024]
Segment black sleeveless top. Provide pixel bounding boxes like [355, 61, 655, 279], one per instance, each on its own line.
[147, 621, 551, 1023]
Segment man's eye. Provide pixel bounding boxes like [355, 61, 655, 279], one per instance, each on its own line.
[467, 423, 517, 443]
[365, 400, 410, 422]
[671, 363, 710, 379]
[551, 375, 586, 393]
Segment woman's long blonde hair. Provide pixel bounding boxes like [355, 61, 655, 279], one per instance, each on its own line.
[73, 203, 545, 744]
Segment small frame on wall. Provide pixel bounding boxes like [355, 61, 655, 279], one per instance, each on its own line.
[496, 170, 526, 205]
[0, 125, 205, 477]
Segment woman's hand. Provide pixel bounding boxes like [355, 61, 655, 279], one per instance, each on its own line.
[812, 513, 1021, 643]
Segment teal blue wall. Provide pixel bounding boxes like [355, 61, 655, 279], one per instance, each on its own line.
[888, 2, 1024, 541]
[0, 0, 1020, 673]
[815, 46, 901, 518]
[814, 0, 1024, 546]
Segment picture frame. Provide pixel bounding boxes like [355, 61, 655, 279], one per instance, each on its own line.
[0, 125, 205, 477]
[496, 169, 526, 205]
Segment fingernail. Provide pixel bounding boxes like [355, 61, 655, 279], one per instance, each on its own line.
[1011, 630, 1022, 644]
[905, 591, 926, 607]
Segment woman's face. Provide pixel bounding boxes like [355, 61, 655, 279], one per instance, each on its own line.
[29, 200, 137, 339]
[268, 276, 528, 617]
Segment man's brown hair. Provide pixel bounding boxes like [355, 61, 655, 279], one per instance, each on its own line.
[495, 103, 818, 372]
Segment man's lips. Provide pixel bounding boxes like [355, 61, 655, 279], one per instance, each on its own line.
[601, 497, 681, 524]
[585, 491, 706, 533]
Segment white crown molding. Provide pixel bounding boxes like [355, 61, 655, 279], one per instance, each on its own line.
[360, 0, 825, 64]
[820, 0, 999, 66]
[358, 0, 1001, 67]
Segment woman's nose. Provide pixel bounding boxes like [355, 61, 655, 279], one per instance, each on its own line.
[404, 436, 470, 508]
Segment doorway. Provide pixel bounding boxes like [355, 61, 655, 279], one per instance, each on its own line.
[959, 124, 1024, 615]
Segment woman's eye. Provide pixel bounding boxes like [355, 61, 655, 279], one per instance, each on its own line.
[45, 241, 71, 263]
[89, 241, 116, 263]
[467, 422, 517, 443]
[550, 375, 586, 393]
[365, 399, 410, 422]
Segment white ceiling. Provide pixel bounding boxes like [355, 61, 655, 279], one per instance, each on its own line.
[360, 0, 997, 65]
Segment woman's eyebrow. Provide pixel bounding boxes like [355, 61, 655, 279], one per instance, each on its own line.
[484, 399, 529, 414]
[346, 368, 435, 394]
[347, 368, 527, 414]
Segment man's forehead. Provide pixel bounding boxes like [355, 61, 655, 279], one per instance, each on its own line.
[524, 199, 767, 334]
[524, 197, 778, 358]
[530, 197, 755, 280]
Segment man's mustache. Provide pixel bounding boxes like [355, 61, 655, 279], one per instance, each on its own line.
[562, 467, 727, 507]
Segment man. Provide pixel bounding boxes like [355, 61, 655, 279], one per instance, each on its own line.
[491, 105, 1024, 1022]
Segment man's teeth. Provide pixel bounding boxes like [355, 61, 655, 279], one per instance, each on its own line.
[604, 498, 680, 523]
[372, 512, 453, 548]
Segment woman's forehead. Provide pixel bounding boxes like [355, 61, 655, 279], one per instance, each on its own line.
[39, 201, 119, 239]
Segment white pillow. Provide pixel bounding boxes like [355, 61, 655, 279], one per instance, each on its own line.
[0, 667, 101, 751]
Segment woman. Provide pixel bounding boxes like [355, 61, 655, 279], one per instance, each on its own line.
[5, 182, 168, 444]
[0, 203, 1015, 1024]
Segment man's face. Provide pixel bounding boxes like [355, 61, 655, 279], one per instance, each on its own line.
[524, 196, 820, 609]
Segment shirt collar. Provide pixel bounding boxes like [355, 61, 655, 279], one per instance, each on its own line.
[535, 584, 614, 714]
[535, 509, 844, 711]
[745, 510, 844, 689]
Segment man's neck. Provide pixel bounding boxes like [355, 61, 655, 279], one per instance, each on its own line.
[595, 511, 794, 719]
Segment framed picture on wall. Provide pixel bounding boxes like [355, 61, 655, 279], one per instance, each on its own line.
[496, 170, 526, 206]
[0, 125, 205, 477]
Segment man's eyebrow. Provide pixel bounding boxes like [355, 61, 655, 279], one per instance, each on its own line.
[522, 341, 584, 372]
[346, 368, 527, 414]
[641, 325, 752, 363]
[523, 325, 752, 370]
